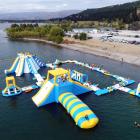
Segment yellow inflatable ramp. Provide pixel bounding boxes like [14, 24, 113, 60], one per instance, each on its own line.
[59, 92, 99, 129]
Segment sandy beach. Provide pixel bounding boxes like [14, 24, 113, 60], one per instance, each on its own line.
[22, 37, 140, 66]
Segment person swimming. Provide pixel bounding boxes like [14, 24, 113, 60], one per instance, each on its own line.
[85, 115, 89, 121]
[134, 121, 140, 128]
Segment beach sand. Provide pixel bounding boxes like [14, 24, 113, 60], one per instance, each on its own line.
[62, 37, 140, 66]
[22, 37, 140, 66]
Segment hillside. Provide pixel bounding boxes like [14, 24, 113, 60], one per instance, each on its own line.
[63, 1, 140, 23]
[0, 10, 80, 21]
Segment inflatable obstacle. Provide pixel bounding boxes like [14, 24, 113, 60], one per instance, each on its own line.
[136, 83, 140, 97]
[2, 76, 22, 96]
[32, 68, 99, 129]
[49, 59, 137, 96]
[2, 54, 140, 130]
[70, 70, 88, 84]
[2, 76, 39, 96]
[5, 57, 19, 74]
[5, 52, 45, 86]
[5, 53, 45, 76]
[32, 80, 54, 107]
[59, 92, 99, 129]
[32, 68, 91, 106]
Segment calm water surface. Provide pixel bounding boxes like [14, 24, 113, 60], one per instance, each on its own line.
[0, 23, 140, 140]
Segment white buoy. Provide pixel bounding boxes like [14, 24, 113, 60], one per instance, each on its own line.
[136, 83, 140, 95]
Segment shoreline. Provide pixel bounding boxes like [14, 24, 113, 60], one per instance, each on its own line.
[21, 38, 140, 67]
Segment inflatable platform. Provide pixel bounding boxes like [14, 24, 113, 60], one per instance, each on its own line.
[2, 76, 22, 96]
[32, 68, 99, 129]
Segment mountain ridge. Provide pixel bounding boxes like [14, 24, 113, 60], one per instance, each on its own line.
[62, 1, 140, 23]
[0, 10, 81, 20]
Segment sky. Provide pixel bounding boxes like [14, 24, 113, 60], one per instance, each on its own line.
[0, 0, 137, 13]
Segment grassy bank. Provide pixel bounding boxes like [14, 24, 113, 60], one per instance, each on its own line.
[6, 24, 64, 44]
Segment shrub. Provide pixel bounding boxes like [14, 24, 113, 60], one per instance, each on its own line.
[48, 26, 64, 44]
[49, 26, 64, 37]
[11, 24, 19, 28]
[79, 33, 87, 40]
[73, 34, 79, 39]
[55, 35, 63, 44]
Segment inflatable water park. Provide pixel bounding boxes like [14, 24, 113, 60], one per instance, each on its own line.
[1, 52, 140, 129]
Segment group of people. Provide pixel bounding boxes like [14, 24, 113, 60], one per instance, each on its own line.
[57, 74, 68, 83]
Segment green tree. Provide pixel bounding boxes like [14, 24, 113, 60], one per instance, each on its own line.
[48, 26, 64, 44]
[60, 21, 72, 32]
[79, 33, 87, 40]
[6, 23, 64, 43]
[11, 24, 19, 28]
[55, 35, 63, 44]
[49, 26, 64, 37]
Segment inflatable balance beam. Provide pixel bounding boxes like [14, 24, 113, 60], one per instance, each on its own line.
[59, 92, 99, 129]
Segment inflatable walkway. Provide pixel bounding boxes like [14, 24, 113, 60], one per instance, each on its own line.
[32, 80, 54, 107]
[59, 92, 99, 129]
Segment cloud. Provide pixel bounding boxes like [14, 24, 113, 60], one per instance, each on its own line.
[56, 3, 68, 8]
[0, 0, 137, 13]
[0, 3, 48, 13]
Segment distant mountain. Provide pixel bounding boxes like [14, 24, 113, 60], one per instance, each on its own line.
[0, 10, 81, 21]
[63, 1, 140, 23]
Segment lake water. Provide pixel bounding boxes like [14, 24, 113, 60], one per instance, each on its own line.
[0, 23, 140, 140]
